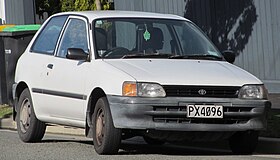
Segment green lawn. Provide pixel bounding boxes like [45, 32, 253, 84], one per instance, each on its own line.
[0, 105, 12, 119]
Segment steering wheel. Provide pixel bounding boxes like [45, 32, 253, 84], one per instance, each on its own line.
[102, 47, 129, 58]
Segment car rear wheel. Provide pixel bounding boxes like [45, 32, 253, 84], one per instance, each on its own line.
[229, 131, 259, 155]
[16, 88, 46, 142]
[92, 97, 122, 155]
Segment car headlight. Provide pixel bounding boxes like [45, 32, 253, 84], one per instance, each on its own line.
[122, 82, 166, 97]
[238, 85, 268, 99]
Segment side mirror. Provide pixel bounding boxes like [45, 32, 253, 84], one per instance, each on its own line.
[222, 50, 236, 64]
[66, 48, 89, 61]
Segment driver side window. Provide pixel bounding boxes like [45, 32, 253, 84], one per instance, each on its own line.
[57, 18, 89, 58]
[31, 16, 67, 55]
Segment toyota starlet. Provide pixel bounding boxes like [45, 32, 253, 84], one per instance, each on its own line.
[13, 11, 271, 155]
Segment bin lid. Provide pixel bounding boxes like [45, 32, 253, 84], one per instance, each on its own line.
[2, 25, 41, 32]
[0, 24, 41, 37]
[0, 25, 15, 31]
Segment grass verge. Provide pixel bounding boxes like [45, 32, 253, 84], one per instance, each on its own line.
[0, 105, 12, 119]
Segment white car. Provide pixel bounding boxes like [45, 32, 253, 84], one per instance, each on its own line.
[13, 11, 271, 155]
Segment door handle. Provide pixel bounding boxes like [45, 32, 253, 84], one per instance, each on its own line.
[47, 64, 53, 69]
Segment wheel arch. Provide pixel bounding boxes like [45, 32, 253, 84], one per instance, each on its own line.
[85, 87, 106, 137]
[13, 82, 29, 120]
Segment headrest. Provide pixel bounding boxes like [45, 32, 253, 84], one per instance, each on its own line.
[95, 28, 107, 50]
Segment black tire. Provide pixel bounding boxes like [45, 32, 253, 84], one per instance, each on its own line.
[16, 88, 46, 142]
[229, 131, 259, 155]
[143, 136, 165, 145]
[92, 97, 122, 155]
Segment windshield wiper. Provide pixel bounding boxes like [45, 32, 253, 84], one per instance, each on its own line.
[122, 53, 223, 60]
[122, 53, 172, 59]
[169, 54, 223, 60]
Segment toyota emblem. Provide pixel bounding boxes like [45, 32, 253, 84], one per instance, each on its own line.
[198, 89, 207, 95]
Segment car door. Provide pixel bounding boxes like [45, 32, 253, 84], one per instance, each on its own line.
[41, 16, 90, 125]
[29, 15, 68, 120]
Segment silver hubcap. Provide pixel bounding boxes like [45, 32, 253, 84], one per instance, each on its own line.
[19, 98, 31, 133]
[96, 108, 105, 146]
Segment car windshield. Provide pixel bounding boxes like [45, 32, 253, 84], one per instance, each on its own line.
[93, 18, 222, 60]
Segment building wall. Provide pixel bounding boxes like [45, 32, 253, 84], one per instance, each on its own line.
[23, 0, 36, 24]
[0, 0, 5, 24]
[4, 0, 25, 24]
[1, 0, 35, 25]
[115, 0, 280, 93]
[114, 0, 185, 16]
[234, 0, 280, 93]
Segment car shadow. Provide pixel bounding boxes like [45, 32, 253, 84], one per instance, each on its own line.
[40, 136, 280, 155]
[119, 143, 231, 156]
[41, 136, 232, 156]
[41, 139, 93, 145]
[119, 137, 233, 155]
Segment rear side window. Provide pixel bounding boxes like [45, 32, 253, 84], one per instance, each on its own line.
[31, 16, 68, 55]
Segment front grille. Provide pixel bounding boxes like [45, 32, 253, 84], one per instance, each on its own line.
[151, 106, 252, 124]
[163, 85, 240, 98]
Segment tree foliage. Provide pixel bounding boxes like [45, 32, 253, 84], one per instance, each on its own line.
[35, 0, 61, 18]
[61, 0, 75, 12]
[36, 0, 114, 18]
[74, 0, 95, 11]
[61, 0, 113, 12]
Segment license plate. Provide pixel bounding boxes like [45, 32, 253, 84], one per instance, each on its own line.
[187, 105, 223, 118]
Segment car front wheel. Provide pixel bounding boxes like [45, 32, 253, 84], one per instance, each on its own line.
[92, 97, 122, 155]
[16, 88, 46, 142]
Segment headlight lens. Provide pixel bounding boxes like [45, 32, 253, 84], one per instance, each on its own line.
[122, 82, 166, 97]
[238, 85, 268, 99]
[137, 83, 166, 97]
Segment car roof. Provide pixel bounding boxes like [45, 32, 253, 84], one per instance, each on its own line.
[53, 10, 188, 21]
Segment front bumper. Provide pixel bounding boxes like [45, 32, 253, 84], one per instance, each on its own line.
[107, 96, 271, 132]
